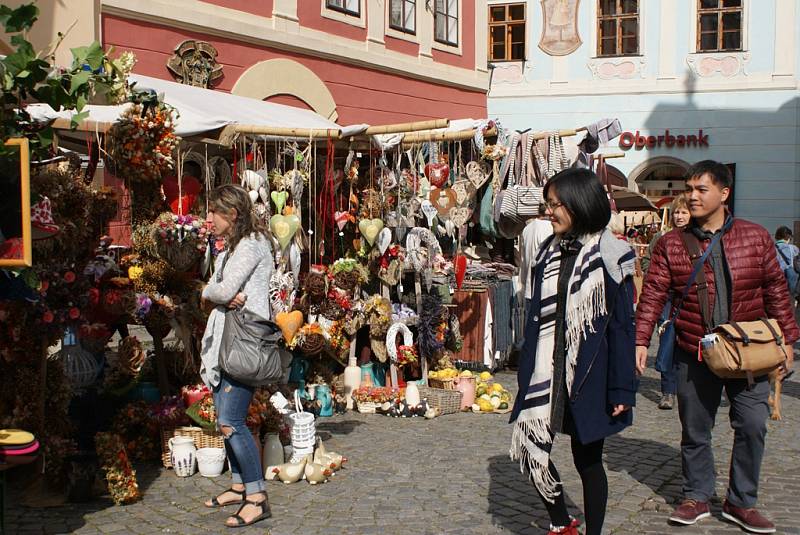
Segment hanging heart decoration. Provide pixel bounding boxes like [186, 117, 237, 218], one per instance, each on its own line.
[358, 218, 384, 246]
[466, 161, 490, 189]
[402, 169, 420, 191]
[430, 188, 457, 216]
[334, 211, 350, 231]
[424, 163, 450, 188]
[454, 254, 467, 289]
[449, 207, 472, 228]
[269, 269, 296, 316]
[420, 200, 437, 226]
[376, 227, 392, 256]
[162, 174, 202, 215]
[451, 180, 476, 206]
[241, 169, 265, 191]
[275, 310, 304, 345]
[248, 190, 259, 204]
[269, 214, 300, 250]
[271, 191, 289, 215]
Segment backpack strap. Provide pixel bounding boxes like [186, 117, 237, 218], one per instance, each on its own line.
[678, 230, 714, 333]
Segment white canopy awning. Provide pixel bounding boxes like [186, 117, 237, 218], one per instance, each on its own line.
[27, 73, 342, 138]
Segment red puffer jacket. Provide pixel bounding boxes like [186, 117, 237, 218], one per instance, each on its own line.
[636, 218, 800, 353]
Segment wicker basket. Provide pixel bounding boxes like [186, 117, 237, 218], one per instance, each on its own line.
[160, 426, 224, 468]
[418, 385, 462, 415]
[428, 377, 456, 390]
[355, 401, 381, 414]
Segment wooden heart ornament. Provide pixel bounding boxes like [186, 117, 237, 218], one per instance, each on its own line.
[358, 218, 384, 246]
[275, 310, 304, 344]
[449, 207, 472, 228]
[466, 161, 490, 189]
[452, 180, 476, 206]
[271, 191, 289, 214]
[270, 214, 300, 250]
[424, 163, 450, 188]
[430, 188, 457, 216]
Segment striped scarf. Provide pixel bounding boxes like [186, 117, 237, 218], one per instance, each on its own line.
[510, 231, 606, 502]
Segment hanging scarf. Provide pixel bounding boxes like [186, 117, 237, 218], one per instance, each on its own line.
[510, 231, 606, 502]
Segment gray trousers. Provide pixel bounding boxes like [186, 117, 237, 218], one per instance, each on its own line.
[675, 348, 770, 508]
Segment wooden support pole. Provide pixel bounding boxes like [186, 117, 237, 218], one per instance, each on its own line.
[364, 119, 449, 136]
[597, 152, 625, 159]
[401, 126, 580, 146]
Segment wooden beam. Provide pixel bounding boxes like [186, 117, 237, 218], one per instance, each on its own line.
[364, 119, 449, 135]
[51, 117, 112, 133]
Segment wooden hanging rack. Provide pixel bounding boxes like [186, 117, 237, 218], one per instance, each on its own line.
[401, 125, 588, 146]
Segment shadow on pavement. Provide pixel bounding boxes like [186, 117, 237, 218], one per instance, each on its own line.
[487, 454, 581, 534]
[315, 419, 367, 440]
[604, 435, 682, 505]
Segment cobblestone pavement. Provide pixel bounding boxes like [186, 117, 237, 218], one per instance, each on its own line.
[7, 352, 800, 535]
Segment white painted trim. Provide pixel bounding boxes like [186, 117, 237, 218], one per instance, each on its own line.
[100, 0, 488, 91]
[273, 0, 298, 22]
[688, 0, 749, 54]
[384, 0, 420, 44]
[475, 0, 489, 73]
[773, 0, 796, 77]
[321, 0, 367, 29]
[367, 0, 386, 45]
[431, 0, 464, 55]
[657, 0, 676, 79]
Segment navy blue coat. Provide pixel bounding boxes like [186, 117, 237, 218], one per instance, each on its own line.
[510, 251, 639, 445]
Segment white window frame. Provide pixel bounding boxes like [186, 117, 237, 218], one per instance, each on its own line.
[432, 0, 463, 54]
[589, 0, 646, 59]
[321, 0, 367, 28]
[387, 0, 417, 36]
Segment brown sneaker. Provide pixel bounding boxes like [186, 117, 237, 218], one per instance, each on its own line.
[722, 500, 776, 533]
[668, 499, 711, 525]
[658, 393, 674, 410]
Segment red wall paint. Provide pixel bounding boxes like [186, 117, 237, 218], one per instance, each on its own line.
[297, 1, 368, 42]
[265, 94, 315, 110]
[199, 0, 273, 18]
[431, 0, 476, 70]
[102, 15, 486, 124]
[384, 35, 419, 56]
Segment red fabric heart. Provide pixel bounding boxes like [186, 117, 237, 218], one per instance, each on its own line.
[162, 175, 202, 214]
[454, 254, 467, 290]
[424, 163, 450, 188]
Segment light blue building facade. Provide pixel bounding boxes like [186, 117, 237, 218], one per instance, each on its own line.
[487, 0, 799, 233]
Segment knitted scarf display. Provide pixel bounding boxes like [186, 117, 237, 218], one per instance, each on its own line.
[510, 231, 606, 502]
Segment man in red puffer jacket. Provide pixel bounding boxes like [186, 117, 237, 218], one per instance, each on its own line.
[635, 160, 798, 534]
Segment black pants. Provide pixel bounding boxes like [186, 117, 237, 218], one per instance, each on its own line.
[536, 412, 607, 535]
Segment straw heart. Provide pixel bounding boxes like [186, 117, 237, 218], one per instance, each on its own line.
[270, 214, 300, 250]
[449, 207, 471, 228]
[358, 219, 384, 247]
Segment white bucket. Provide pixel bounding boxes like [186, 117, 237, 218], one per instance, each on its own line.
[196, 447, 226, 478]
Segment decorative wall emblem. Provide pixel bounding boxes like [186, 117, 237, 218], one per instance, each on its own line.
[587, 57, 646, 80]
[167, 40, 223, 88]
[490, 63, 535, 85]
[686, 52, 750, 78]
[539, 0, 581, 56]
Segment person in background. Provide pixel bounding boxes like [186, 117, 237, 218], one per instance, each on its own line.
[200, 184, 275, 528]
[774, 226, 799, 306]
[510, 168, 637, 535]
[643, 195, 691, 410]
[635, 161, 798, 533]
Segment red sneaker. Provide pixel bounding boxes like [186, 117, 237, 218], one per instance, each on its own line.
[668, 499, 711, 525]
[547, 517, 581, 534]
[722, 500, 776, 534]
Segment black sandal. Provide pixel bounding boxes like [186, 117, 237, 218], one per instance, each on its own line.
[226, 493, 271, 528]
[205, 487, 245, 508]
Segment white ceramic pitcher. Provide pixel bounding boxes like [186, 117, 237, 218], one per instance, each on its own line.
[169, 436, 197, 477]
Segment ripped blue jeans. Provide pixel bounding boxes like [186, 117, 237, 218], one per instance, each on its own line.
[213, 372, 266, 495]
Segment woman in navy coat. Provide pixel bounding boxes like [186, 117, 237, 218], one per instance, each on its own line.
[509, 168, 638, 535]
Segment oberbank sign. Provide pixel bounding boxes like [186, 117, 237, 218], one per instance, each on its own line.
[619, 130, 710, 150]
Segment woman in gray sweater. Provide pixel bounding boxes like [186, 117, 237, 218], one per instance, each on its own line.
[200, 184, 275, 528]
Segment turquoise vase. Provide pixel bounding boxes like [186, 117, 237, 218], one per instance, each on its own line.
[316, 385, 333, 417]
[360, 362, 384, 387]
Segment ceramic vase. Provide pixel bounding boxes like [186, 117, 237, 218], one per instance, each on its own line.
[262, 433, 285, 470]
[405, 381, 421, 407]
[343, 357, 362, 410]
[316, 384, 334, 417]
[169, 436, 197, 477]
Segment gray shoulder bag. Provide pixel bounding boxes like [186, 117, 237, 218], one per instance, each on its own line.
[216, 248, 285, 386]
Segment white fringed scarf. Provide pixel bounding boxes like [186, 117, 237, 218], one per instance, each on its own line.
[510, 231, 606, 502]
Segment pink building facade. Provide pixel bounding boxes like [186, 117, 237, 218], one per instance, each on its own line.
[100, 0, 489, 125]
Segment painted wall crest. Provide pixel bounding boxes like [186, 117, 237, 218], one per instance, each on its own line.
[166, 40, 223, 88]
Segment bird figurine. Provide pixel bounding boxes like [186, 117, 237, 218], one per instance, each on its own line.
[304, 461, 332, 485]
[315, 438, 347, 472]
[272, 456, 307, 484]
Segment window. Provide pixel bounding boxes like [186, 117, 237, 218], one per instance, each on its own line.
[697, 0, 742, 52]
[434, 0, 458, 46]
[488, 3, 526, 61]
[390, 0, 416, 34]
[326, 0, 360, 17]
[597, 0, 639, 56]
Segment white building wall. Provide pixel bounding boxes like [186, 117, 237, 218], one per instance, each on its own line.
[487, 0, 800, 233]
